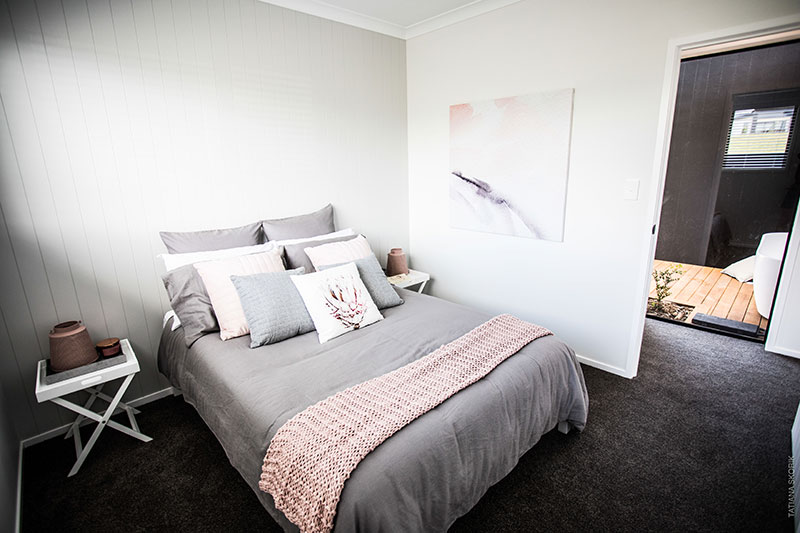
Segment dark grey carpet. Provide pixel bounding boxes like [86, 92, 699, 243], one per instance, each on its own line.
[21, 319, 800, 532]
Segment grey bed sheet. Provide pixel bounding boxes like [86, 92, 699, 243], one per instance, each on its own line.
[158, 289, 588, 532]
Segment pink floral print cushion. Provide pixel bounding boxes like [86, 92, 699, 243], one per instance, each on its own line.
[290, 262, 383, 343]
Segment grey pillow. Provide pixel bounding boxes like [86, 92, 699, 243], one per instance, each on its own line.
[283, 233, 359, 273]
[320, 254, 404, 310]
[159, 221, 263, 253]
[262, 204, 335, 241]
[231, 268, 315, 348]
[161, 265, 218, 347]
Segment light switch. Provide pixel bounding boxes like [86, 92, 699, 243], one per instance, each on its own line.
[623, 179, 640, 201]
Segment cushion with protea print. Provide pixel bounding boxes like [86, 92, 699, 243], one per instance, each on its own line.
[290, 262, 384, 343]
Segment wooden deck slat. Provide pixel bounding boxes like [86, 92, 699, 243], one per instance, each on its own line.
[673, 266, 714, 305]
[743, 295, 763, 327]
[727, 283, 753, 322]
[687, 273, 732, 321]
[652, 260, 767, 332]
[686, 269, 723, 306]
[663, 264, 702, 302]
[710, 280, 742, 318]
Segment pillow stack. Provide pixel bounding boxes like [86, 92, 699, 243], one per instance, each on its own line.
[193, 250, 285, 340]
[158, 204, 404, 348]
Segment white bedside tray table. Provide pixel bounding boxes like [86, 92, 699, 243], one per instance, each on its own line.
[35, 338, 152, 476]
[387, 269, 430, 293]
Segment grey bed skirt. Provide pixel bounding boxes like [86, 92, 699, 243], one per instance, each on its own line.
[158, 288, 588, 532]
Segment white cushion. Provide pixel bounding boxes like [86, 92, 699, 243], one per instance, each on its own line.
[269, 228, 355, 247]
[304, 234, 373, 271]
[194, 249, 285, 340]
[159, 242, 276, 272]
[290, 262, 383, 343]
[722, 255, 756, 283]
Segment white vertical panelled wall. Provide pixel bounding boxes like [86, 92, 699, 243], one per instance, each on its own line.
[0, 0, 408, 440]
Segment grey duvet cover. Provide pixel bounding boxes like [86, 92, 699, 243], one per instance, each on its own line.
[158, 289, 588, 532]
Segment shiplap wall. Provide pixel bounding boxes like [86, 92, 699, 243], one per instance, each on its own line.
[0, 0, 408, 440]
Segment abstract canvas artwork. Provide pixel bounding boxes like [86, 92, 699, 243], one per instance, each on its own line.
[449, 89, 574, 241]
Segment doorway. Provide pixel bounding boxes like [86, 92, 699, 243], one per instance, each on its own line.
[648, 39, 800, 340]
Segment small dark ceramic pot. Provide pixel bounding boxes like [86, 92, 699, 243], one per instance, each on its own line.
[95, 337, 122, 358]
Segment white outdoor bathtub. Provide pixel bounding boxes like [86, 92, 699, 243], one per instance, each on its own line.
[753, 232, 789, 319]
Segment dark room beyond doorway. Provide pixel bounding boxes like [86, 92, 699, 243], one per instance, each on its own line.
[650, 39, 800, 340]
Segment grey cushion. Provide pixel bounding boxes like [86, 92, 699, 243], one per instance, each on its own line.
[159, 222, 263, 254]
[231, 268, 315, 348]
[262, 204, 335, 241]
[320, 254, 404, 310]
[161, 265, 218, 347]
[283, 233, 358, 273]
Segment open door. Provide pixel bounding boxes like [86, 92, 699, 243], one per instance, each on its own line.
[766, 203, 800, 358]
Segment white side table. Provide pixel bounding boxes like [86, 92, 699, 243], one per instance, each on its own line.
[35, 339, 152, 476]
[387, 269, 431, 293]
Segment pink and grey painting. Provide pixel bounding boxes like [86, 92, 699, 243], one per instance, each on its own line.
[449, 89, 573, 241]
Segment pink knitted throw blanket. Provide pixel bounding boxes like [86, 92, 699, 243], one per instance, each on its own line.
[259, 314, 551, 533]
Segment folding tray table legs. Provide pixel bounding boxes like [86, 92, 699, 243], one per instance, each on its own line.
[51, 373, 152, 476]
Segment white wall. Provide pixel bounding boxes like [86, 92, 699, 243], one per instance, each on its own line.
[406, 0, 800, 377]
[0, 0, 407, 440]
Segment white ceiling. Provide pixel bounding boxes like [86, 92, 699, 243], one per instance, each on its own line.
[261, 0, 523, 39]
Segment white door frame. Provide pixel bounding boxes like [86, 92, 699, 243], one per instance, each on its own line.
[625, 14, 800, 378]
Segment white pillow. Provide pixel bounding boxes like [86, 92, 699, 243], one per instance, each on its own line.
[304, 234, 372, 271]
[269, 228, 355, 247]
[290, 262, 383, 343]
[163, 310, 182, 331]
[722, 255, 756, 283]
[193, 249, 285, 340]
[159, 242, 276, 272]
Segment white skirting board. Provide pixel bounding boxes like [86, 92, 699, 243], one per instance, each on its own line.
[14, 386, 175, 532]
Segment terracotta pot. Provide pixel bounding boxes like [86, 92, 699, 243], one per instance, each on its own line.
[386, 248, 409, 276]
[49, 321, 97, 372]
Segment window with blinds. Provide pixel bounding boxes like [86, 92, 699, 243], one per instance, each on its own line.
[722, 106, 796, 169]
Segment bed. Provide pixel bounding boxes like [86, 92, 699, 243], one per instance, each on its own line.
[158, 287, 588, 531]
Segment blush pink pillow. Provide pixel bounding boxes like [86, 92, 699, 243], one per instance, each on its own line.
[194, 249, 285, 340]
[304, 234, 373, 270]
